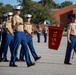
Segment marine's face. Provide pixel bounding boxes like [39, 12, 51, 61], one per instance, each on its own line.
[10, 15, 13, 19]
[16, 10, 21, 15]
[27, 17, 31, 22]
[8, 15, 13, 20]
[28, 17, 31, 21]
[5, 17, 8, 21]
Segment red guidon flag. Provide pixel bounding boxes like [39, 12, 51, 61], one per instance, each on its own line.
[48, 26, 64, 50]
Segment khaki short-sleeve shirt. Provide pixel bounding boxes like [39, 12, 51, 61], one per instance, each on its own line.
[24, 22, 33, 34]
[13, 15, 24, 32]
[44, 27, 48, 33]
[69, 23, 76, 36]
[4, 21, 13, 34]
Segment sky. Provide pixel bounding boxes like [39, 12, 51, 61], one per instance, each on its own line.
[0, 0, 76, 6]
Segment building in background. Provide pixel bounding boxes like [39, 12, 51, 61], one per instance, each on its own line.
[53, 4, 76, 28]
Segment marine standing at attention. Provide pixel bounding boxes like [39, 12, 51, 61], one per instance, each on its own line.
[64, 18, 76, 65]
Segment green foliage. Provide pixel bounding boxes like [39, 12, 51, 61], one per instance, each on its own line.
[0, 3, 12, 19]
[39, 0, 59, 8]
[20, 0, 57, 24]
[61, 1, 73, 8]
[0, 0, 73, 24]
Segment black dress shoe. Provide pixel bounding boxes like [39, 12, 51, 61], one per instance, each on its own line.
[9, 64, 18, 67]
[21, 59, 25, 61]
[15, 58, 20, 61]
[64, 62, 72, 65]
[0, 58, 4, 62]
[37, 42, 40, 43]
[3, 59, 9, 62]
[0, 59, 2, 62]
[35, 56, 41, 61]
[27, 63, 35, 67]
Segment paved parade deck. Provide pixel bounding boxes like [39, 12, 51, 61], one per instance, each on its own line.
[0, 36, 76, 75]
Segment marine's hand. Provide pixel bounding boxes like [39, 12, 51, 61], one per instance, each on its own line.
[68, 39, 71, 43]
[12, 33, 14, 36]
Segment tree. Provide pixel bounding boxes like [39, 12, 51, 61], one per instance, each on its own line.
[0, 2, 4, 17]
[39, 0, 59, 8]
[18, 0, 57, 24]
[0, 2, 12, 20]
[5, 4, 13, 12]
[0, 2, 3, 7]
[61, 1, 73, 8]
[0, 0, 58, 24]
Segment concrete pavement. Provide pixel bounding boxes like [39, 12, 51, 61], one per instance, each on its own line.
[0, 36, 76, 75]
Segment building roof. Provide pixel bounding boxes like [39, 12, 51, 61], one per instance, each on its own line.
[51, 9, 60, 12]
[73, 8, 76, 10]
[54, 4, 76, 15]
